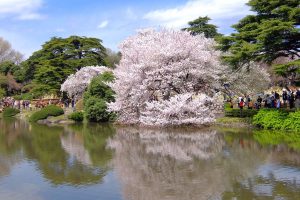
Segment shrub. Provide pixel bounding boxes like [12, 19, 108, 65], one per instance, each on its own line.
[83, 72, 115, 122]
[85, 98, 115, 122]
[225, 109, 258, 118]
[68, 111, 84, 122]
[252, 109, 300, 131]
[3, 108, 20, 117]
[252, 109, 287, 129]
[282, 111, 300, 132]
[29, 105, 64, 122]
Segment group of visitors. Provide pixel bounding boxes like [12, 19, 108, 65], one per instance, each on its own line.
[236, 88, 300, 110]
[0, 97, 76, 111]
[1, 97, 31, 110]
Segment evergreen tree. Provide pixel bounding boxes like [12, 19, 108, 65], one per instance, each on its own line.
[182, 16, 221, 38]
[21, 36, 107, 95]
[218, 0, 300, 74]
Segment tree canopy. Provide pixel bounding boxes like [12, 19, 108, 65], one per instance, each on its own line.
[20, 36, 107, 95]
[0, 37, 23, 64]
[218, 0, 300, 71]
[109, 29, 225, 126]
[182, 16, 221, 38]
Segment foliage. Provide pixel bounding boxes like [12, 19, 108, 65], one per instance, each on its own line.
[68, 111, 84, 122]
[86, 71, 115, 102]
[2, 107, 20, 117]
[0, 87, 5, 98]
[252, 109, 300, 131]
[252, 109, 288, 129]
[29, 105, 64, 122]
[109, 28, 226, 126]
[0, 73, 22, 95]
[282, 111, 300, 132]
[218, 0, 300, 70]
[225, 109, 258, 118]
[30, 84, 57, 98]
[13, 93, 34, 100]
[0, 61, 20, 75]
[84, 98, 115, 122]
[274, 59, 300, 85]
[182, 16, 222, 38]
[104, 48, 121, 68]
[20, 36, 107, 95]
[61, 66, 110, 98]
[84, 71, 115, 122]
[0, 73, 8, 88]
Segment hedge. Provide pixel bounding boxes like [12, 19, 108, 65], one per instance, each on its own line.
[29, 105, 64, 122]
[225, 109, 258, 118]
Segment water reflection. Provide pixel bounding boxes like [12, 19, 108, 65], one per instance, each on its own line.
[0, 119, 115, 186]
[107, 127, 268, 200]
[219, 129, 300, 199]
[0, 119, 300, 199]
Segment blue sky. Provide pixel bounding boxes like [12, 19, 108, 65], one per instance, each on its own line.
[0, 0, 251, 58]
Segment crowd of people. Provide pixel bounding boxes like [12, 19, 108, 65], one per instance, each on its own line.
[0, 97, 76, 111]
[233, 88, 300, 110]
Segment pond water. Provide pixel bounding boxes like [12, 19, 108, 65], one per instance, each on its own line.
[0, 118, 300, 200]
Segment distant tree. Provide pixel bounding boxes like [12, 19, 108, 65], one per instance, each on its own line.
[21, 36, 107, 95]
[223, 62, 271, 97]
[0, 37, 23, 64]
[218, 0, 300, 73]
[182, 16, 222, 38]
[104, 48, 121, 68]
[0, 73, 22, 95]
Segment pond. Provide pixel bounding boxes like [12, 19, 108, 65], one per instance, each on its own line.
[0, 118, 300, 200]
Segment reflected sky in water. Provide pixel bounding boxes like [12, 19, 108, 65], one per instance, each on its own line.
[0, 119, 300, 199]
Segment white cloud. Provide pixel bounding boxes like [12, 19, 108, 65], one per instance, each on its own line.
[97, 20, 109, 29]
[0, 0, 44, 20]
[144, 0, 250, 28]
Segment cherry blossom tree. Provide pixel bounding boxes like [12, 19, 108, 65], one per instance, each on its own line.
[109, 29, 226, 126]
[60, 66, 110, 98]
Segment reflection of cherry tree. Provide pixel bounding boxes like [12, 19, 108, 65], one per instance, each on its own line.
[108, 127, 224, 161]
[107, 127, 267, 200]
[60, 133, 92, 166]
[109, 29, 226, 126]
